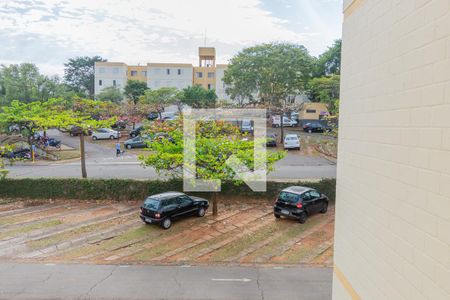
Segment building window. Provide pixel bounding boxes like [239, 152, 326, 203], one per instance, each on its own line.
[178, 69, 181, 75]
[99, 68, 105, 73]
[306, 109, 316, 113]
[99, 80, 102, 86]
[208, 72, 215, 78]
[142, 71, 147, 77]
[196, 72, 203, 78]
[130, 70, 138, 76]
[166, 69, 170, 75]
[113, 80, 117, 86]
[113, 68, 119, 74]
[207, 84, 212, 90]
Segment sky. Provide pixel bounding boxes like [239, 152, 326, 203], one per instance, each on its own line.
[0, 0, 343, 76]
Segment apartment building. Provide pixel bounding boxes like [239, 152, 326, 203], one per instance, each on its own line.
[334, 0, 450, 299]
[94, 47, 230, 100]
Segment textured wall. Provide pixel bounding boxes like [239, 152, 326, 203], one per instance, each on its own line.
[333, 0, 450, 299]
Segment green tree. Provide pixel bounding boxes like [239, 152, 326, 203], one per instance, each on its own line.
[97, 86, 123, 103]
[139, 119, 285, 216]
[306, 74, 340, 114]
[124, 80, 148, 105]
[64, 56, 106, 98]
[141, 87, 178, 118]
[0, 63, 41, 103]
[0, 98, 114, 178]
[224, 42, 314, 140]
[179, 85, 217, 108]
[314, 39, 341, 77]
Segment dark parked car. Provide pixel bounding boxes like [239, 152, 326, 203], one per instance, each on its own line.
[140, 192, 209, 229]
[124, 135, 150, 149]
[111, 120, 127, 130]
[129, 126, 144, 138]
[273, 186, 328, 224]
[69, 126, 92, 136]
[266, 133, 277, 147]
[148, 112, 159, 120]
[302, 122, 331, 133]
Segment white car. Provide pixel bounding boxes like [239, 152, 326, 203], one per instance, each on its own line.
[271, 116, 297, 127]
[284, 134, 300, 150]
[92, 128, 121, 140]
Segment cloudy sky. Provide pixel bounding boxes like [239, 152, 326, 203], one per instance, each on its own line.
[0, 0, 343, 76]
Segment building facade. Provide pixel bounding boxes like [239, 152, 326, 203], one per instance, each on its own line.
[334, 0, 450, 299]
[94, 47, 230, 100]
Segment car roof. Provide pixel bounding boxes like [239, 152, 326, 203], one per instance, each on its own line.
[285, 134, 298, 138]
[281, 186, 313, 195]
[147, 191, 185, 200]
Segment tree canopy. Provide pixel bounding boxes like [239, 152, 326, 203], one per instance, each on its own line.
[314, 39, 341, 77]
[64, 56, 106, 98]
[96, 86, 123, 103]
[124, 80, 148, 105]
[179, 85, 217, 108]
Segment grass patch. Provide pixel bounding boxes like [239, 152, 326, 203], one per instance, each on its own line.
[277, 229, 329, 264]
[0, 219, 62, 240]
[208, 222, 286, 262]
[60, 225, 158, 259]
[242, 215, 325, 262]
[27, 215, 132, 250]
[0, 215, 28, 226]
[48, 150, 80, 161]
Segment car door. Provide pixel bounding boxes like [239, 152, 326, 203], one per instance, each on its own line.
[176, 195, 195, 216]
[309, 190, 322, 212]
[301, 192, 315, 214]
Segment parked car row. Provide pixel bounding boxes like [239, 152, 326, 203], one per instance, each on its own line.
[141, 186, 329, 229]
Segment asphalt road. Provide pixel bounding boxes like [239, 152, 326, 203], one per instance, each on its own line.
[0, 263, 332, 300]
[5, 129, 337, 180]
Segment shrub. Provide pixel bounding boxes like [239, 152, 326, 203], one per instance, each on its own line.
[0, 178, 336, 202]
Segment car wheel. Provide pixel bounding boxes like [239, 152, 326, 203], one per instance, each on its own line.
[298, 212, 307, 224]
[274, 213, 280, 219]
[126, 144, 132, 149]
[197, 207, 206, 217]
[110, 135, 115, 140]
[161, 218, 172, 230]
[320, 203, 328, 214]
[308, 129, 312, 133]
[92, 136, 97, 141]
[130, 133, 136, 138]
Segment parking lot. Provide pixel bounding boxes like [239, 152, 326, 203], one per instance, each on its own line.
[0, 199, 334, 267]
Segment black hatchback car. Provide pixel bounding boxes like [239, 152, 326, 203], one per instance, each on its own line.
[140, 192, 209, 229]
[302, 122, 331, 133]
[273, 186, 328, 224]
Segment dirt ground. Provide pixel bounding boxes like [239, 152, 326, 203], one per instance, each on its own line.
[0, 198, 334, 267]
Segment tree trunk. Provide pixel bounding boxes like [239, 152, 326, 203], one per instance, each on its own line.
[79, 133, 87, 178]
[280, 113, 284, 142]
[212, 192, 218, 216]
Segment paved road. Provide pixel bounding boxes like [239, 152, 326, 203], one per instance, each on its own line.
[0, 263, 332, 300]
[5, 129, 337, 180]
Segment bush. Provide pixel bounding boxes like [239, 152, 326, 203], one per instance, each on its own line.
[0, 178, 336, 202]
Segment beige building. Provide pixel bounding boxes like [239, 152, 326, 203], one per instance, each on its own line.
[334, 0, 450, 299]
[94, 47, 230, 100]
[298, 102, 330, 120]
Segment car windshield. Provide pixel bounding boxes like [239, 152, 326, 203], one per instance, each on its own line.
[286, 136, 297, 141]
[278, 192, 300, 203]
[143, 198, 161, 210]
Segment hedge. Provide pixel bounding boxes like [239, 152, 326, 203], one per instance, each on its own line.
[0, 178, 336, 202]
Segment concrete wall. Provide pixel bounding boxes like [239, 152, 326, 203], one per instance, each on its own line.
[94, 62, 128, 95]
[147, 64, 193, 90]
[333, 0, 450, 299]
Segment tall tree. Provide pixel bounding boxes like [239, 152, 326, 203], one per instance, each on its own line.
[306, 74, 340, 114]
[141, 87, 178, 119]
[314, 39, 341, 77]
[139, 119, 285, 216]
[224, 42, 314, 140]
[179, 85, 217, 108]
[64, 56, 106, 98]
[96, 86, 123, 103]
[0, 63, 40, 103]
[124, 80, 148, 105]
